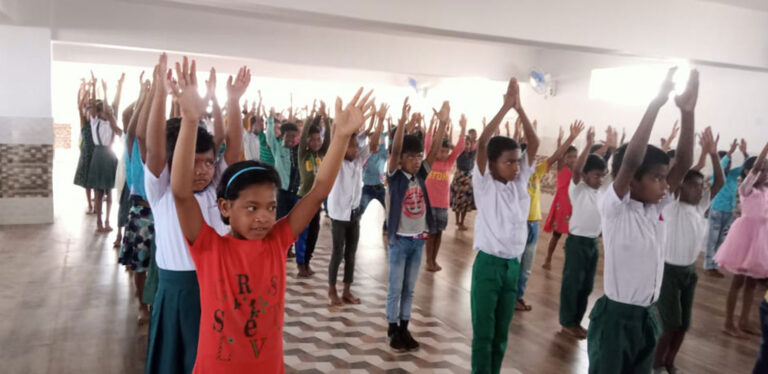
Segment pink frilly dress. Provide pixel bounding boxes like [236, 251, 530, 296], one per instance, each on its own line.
[714, 171, 768, 278]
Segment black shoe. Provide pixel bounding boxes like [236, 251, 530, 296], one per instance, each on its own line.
[389, 330, 407, 352]
[400, 329, 420, 351]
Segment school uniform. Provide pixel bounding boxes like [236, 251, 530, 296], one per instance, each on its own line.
[658, 195, 708, 333]
[587, 185, 673, 374]
[85, 116, 118, 190]
[327, 132, 370, 286]
[144, 160, 229, 374]
[559, 180, 609, 328]
[470, 154, 533, 374]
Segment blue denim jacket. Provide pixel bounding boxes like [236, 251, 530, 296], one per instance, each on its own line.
[386, 164, 434, 242]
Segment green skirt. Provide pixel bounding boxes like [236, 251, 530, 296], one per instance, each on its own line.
[73, 123, 95, 187]
[145, 269, 200, 374]
[86, 145, 118, 190]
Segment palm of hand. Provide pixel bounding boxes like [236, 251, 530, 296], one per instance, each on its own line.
[178, 88, 205, 119]
[335, 107, 364, 136]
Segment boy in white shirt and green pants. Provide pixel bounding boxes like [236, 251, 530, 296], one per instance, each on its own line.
[471, 78, 540, 374]
[587, 68, 699, 373]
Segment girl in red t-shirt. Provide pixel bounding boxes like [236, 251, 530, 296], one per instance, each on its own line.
[168, 56, 375, 374]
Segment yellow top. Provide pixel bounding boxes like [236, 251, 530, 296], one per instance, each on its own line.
[527, 161, 550, 221]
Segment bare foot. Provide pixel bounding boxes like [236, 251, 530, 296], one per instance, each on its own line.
[306, 264, 315, 276]
[342, 292, 361, 305]
[578, 326, 588, 336]
[561, 326, 586, 339]
[104, 222, 113, 232]
[86, 207, 95, 215]
[328, 290, 343, 306]
[433, 263, 442, 272]
[515, 299, 532, 312]
[138, 307, 150, 325]
[542, 261, 552, 270]
[723, 324, 746, 339]
[457, 224, 468, 231]
[297, 265, 311, 279]
[739, 323, 761, 336]
[426, 263, 439, 272]
[113, 236, 122, 248]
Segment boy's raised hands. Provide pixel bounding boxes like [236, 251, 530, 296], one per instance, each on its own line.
[334, 87, 375, 136]
[226, 66, 251, 103]
[172, 57, 206, 121]
[502, 77, 522, 112]
[674, 69, 699, 113]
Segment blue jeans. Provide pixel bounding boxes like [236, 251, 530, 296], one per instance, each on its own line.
[386, 236, 425, 323]
[360, 184, 387, 231]
[705, 210, 733, 270]
[754, 300, 768, 374]
[517, 221, 539, 300]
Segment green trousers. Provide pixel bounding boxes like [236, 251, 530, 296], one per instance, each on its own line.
[559, 234, 599, 327]
[657, 263, 697, 331]
[471, 250, 520, 374]
[587, 296, 661, 374]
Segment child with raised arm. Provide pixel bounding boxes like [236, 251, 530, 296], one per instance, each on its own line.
[169, 57, 373, 372]
[470, 77, 539, 374]
[652, 127, 724, 373]
[385, 98, 446, 352]
[517, 120, 585, 312]
[450, 128, 478, 231]
[704, 138, 749, 277]
[714, 139, 768, 338]
[424, 114, 466, 272]
[327, 103, 387, 306]
[143, 54, 247, 374]
[295, 109, 332, 278]
[587, 68, 698, 373]
[541, 125, 582, 270]
[558, 125, 615, 339]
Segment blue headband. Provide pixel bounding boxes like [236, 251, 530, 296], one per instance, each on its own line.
[225, 166, 266, 196]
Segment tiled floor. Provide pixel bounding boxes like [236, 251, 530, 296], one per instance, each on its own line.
[0, 149, 763, 373]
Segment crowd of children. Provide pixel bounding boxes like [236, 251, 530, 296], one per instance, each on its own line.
[72, 55, 768, 374]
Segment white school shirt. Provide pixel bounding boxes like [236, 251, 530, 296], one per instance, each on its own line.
[327, 133, 370, 221]
[472, 153, 534, 259]
[662, 192, 710, 266]
[144, 160, 229, 271]
[90, 116, 115, 147]
[243, 129, 261, 161]
[568, 178, 611, 238]
[600, 184, 673, 307]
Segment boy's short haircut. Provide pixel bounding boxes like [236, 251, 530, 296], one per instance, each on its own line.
[165, 118, 216, 169]
[744, 156, 757, 173]
[487, 136, 520, 163]
[667, 149, 676, 159]
[611, 144, 670, 179]
[589, 144, 603, 154]
[683, 169, 704, 183]
[280, 122, 299, 134]
[583, 154, 608, 174]
[216, 160, 282, 225]
[401, 135, 424, 155]
[717, 151, 728, 159]
[566, 145, 577, 154]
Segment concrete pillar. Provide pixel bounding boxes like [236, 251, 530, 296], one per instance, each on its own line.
[0, 25, 54, 224]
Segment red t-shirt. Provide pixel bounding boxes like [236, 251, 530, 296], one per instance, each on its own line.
[188, 219, 296, 374]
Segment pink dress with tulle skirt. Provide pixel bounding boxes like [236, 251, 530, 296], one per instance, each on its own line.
[714, 172, 768, 278]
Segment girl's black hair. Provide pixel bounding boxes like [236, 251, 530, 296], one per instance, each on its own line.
[743, 156, 757, 179]
[611, 143, 670, 179]
[401, 135, 424, 155]
[165, 118, 215, 169]
[487, 136, 520, 163]
[583, 154, 607, 174]
[216, 161, 282, 225]
[441, 138, 453, 149]
[308, 124, 322, 136]
[280, 122, 299, 134]
[667, 149, 676, 159]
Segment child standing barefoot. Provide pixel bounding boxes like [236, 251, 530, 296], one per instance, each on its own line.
[470, 77, 540, 374]
[541, 126, 579, 270]
[652, 127, 724, 373]
[587, 68, 698, 373]
[558, 125, 614, 339]
[714, 139, 768, 338]
[424, 114, 466, 272]
[170, 56, 374, 371]
[450, 128, 477, 231]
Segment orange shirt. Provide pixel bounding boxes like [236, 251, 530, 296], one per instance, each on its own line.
[188, 219, 296, 374]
